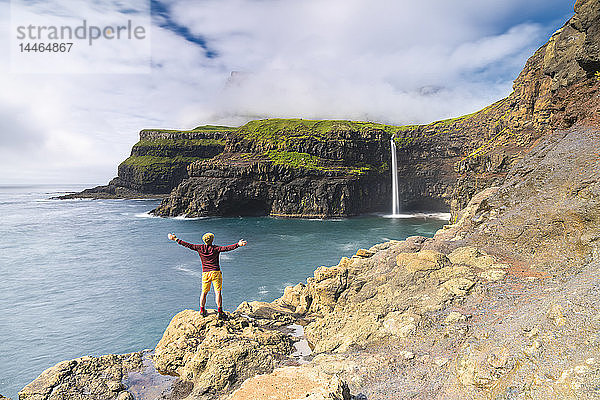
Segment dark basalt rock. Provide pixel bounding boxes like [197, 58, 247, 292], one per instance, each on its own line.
[59, 128, 230, 199]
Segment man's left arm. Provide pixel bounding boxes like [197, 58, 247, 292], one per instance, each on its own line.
[217, 239, 247, 252]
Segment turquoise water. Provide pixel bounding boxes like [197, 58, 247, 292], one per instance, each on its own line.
[0, 185, 447, 398]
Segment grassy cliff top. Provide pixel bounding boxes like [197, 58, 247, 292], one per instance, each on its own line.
[192, 125, 237, 132]
[133, 138, 226, 147]
[231, 118, 418, 146]
[141, 125, 237, 134]
[228, 112, 494, 147]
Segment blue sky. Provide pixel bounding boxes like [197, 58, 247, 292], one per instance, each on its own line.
[0, 0, 574, 184]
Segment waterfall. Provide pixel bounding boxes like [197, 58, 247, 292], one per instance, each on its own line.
[390, 138, 400, 215]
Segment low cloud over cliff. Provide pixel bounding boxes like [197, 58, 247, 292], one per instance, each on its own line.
[0, 0, 572, 183]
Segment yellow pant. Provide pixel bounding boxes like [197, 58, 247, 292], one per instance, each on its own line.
[202, 271, 222, 293]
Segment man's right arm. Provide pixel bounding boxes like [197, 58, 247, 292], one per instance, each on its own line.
[169, 233, 199, 250]
[176, 239, 199, 249]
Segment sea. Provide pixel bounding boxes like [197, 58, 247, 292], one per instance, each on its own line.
[0, 184, 448, 398]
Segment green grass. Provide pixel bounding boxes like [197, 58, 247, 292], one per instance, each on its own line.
[265, 150, 383, 176]
[265, 150, 331, 171]
[133, 138, 226, 148]
[191, 124, 237, 132]
[121, 155, 206, 168]
[140, 125, 236, 135]
[233, 118, 418, 147]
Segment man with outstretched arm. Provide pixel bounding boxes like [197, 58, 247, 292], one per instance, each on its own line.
[168, 232, 247, 319]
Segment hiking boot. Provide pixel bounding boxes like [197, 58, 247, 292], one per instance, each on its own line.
[218, 310, 228, 320]
[201, 308, 207, 317]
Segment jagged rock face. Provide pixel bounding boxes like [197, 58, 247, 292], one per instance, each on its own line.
[456, 126, 600, 276]
[152, 154, 391, 217]
[61, 129, 229, 199]
[273, 239, 507, 354]
[110, 135, 226, 195]
[153, 118, 466, 217]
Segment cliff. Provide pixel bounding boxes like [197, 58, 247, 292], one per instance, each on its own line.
[21, 0, 600, 399]
[59, 126, 232, 199]
[68, 0, 596, 217]
[150, 0, 598, 219]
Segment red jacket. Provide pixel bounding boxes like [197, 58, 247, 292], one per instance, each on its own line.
[176, 239, 239, 272]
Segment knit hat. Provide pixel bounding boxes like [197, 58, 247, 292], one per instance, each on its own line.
[202, 232, 214, 245]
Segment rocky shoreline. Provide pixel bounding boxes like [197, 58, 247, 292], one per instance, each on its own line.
[18, 0, 600, 398]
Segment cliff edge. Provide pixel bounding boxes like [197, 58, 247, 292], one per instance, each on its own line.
[60, 126, 232, 199]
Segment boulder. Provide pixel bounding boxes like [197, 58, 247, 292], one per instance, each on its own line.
[235, 301, 295, 326]
[18, 353, 142, 400]
[447, 247, 496, 269]
[396, 250, 450, 272]
[440, 278, 475, 296]
[226, 365, 350, 400]
[152, 309, 294, 398]
[355, 249, 375, 258]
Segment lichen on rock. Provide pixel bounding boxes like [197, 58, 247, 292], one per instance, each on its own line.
[152, 309, 294, 398]
[18, 352, 143, 400]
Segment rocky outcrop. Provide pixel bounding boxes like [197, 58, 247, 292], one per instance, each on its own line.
[18, 352, 143, 400]
[60, 126, 231, 199]
[18, 310, 296, 400]
[452, 126, 600, 276]
[271, 241, 506, 354]
[151, 151, 390, 218]
[227, 365, 350, 400]
[152, 309, 294, 399]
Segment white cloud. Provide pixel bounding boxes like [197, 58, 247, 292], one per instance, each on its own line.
[0, 0, 572, 184]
